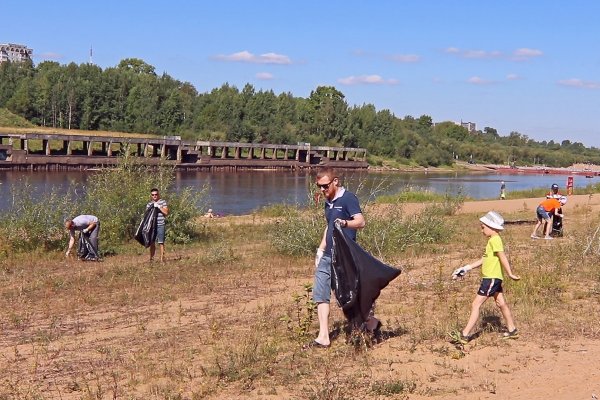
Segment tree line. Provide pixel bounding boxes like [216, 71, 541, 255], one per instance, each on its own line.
[2, 58, 600, 167]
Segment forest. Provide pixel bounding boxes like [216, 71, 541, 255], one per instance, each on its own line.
[2, 57, 600, 167]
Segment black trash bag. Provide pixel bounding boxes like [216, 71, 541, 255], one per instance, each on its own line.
[134, 206, 158, 247]
[551, 207, 564, 237]
[77, 232, 99, 261]
[331, 223, 401, 328]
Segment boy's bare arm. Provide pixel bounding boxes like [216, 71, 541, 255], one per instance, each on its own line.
[466, 257, 483, 270]
[497, 251, 520, 280]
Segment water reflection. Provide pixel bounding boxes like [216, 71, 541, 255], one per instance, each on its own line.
[0, 170, 595, 215]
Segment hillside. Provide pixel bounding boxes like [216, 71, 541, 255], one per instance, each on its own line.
[0, 108, 34, 128]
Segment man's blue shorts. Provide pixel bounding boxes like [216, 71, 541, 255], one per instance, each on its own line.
[156, 224, 165, 244]
[477, 278, 503, 297]
[313, 255, 332, 303]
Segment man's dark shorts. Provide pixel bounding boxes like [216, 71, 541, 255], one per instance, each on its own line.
[477, 278, 503, 297]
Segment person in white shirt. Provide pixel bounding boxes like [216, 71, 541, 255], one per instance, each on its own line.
[65, 214, 99, 257]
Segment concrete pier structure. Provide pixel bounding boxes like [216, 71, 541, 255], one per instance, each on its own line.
[0, 132, 368, 170]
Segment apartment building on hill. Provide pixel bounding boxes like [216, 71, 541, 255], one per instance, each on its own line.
[0, 43, 33, 64]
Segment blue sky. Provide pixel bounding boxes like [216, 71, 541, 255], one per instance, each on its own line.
[3, 0, 600, 147]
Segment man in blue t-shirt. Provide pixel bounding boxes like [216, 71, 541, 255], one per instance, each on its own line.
[309, 168, 378, 348]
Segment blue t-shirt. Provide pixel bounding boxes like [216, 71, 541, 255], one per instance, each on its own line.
[323, 188, 362, 256]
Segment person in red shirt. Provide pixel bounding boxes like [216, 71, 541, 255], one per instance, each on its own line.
[545, 183, 563, 199]
[531, 196, 567, 239]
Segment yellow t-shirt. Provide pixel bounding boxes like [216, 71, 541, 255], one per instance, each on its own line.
[481, 234, 504, 280]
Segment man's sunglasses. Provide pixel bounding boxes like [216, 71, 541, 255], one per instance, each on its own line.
[316, 180, 334, 190]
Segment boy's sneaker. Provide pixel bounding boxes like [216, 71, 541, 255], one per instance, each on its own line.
[448, 330, 470, 345]
[502, 329, 519, 340]
[543, 236, 554, 240]
[530, 234, 539, 239]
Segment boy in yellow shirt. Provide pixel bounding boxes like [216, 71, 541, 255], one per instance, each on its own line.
[451, 211, 521, 344]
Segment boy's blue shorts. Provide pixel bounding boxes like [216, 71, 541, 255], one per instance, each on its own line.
[477, 278, 503, 297]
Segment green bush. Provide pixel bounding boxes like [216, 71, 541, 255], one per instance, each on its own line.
[270, 183, 323, 256]
[0, 182, 78, 251]
[83, 156, 207, 253]
[0, 156, 208, 255]
[270, 182, 460, 259]
[361, 203, 456, 257]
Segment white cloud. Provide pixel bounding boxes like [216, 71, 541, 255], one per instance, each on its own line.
[558, 78, 600, 89]
[214, 50, 292, 64]
[506, 73, 521, 81]
[389, 54, 421, 63]
[446, 47, 542, 61]
[464, 50, 502, 59]
[337, 75, 399, 85]
[256, 72, 274, 80]
[445, 47, 501, 58]
[513, 48, 543, 59]
[467, 76, 493, 85]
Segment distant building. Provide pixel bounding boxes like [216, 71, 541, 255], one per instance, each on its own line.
[432, 120, 478, 133]
[0, 43, 33, 64]
[459, 120, 477, 133]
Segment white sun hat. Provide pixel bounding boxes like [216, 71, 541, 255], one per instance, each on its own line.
[479, 211, 504, 231]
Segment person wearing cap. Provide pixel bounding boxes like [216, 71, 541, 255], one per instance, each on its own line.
[531, 196, 566, 239]
[500, 181, 506, 200]
[546, 183, 563, 199]
[450, 211, 520, 344]
[65, 215, 100, 258]
[204, 208, 216, 218]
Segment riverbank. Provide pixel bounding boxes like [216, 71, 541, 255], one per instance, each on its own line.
[1, 195, 599, 398]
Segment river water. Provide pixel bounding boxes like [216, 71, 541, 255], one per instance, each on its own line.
[0, 170, 596, 215]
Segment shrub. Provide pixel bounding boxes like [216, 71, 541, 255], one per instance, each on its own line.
[82, 156, 207, 253]
[270, 183, 323, 256]
[360, 203, 456, 258]
[0, 156, 207, 255]
[0, 181, 78, 251]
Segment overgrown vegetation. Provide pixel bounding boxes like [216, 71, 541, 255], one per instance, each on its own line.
[0, 156, 207, 254]
[271, 186, 462, 259]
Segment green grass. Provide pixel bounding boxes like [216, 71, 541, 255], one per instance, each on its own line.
[0, 108, 34, 128]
